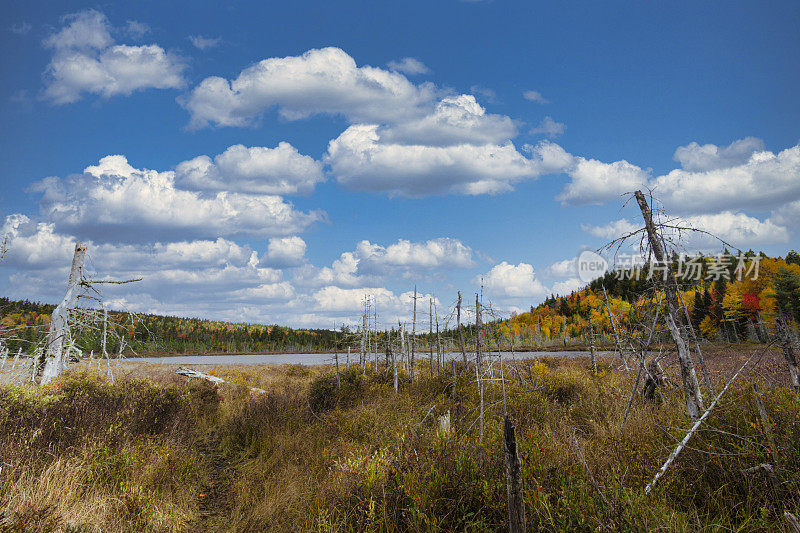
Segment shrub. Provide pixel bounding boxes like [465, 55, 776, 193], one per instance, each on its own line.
[309, 367, 364, 411]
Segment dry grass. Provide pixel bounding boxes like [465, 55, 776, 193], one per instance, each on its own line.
[0, 350, 798, 531]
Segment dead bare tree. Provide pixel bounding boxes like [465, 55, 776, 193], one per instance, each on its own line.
[504, 416, 526, 532]
[775, 315, 800, 393]
[588, 315, 597, 374]
[457, 291, 467, 365]
[411, 286, 417, 381]
[30, 242, 142, 386]
[634, 190, 704, 419]
[36, 242, 87, 384]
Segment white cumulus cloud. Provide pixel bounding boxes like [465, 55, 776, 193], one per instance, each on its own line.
[556, 157, 649, 206]
[530, 116, 566, 138]
[261, 236, 307, 268]
[326, 124, 544, 196]
[30, 155, 324, 242]
[175, 142, 324, 195]
[181, 47, 437, 128]
[477, 262, 547, 299]
[42, 9, 186, 104]
[653, 140, 800, 213]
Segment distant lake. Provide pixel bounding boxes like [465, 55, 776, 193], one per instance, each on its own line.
[132, 351, 613, 366]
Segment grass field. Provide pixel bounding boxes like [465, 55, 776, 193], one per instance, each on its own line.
[1, 348, 798, 531]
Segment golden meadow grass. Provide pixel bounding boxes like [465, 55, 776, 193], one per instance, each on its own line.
[0, 354, 798, 531]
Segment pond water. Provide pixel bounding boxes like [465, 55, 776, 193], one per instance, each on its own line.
[131, 350, 613, 366]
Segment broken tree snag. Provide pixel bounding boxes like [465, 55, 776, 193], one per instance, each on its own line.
[504, 416, 527, 532]
[429, 298, 435, 378]
[634, 190, 704, 418]
[775, 316, 800, 393]
[411, 285, 417, 382]
[476, 293, 483, 372]
[37, 242, 87, 385]
[589, 315, 597, 375]
[334, 326, 341, 390]
[642, 360, 663, 400]
[666, 315, 703, 418]
[457, 291, 467, 365]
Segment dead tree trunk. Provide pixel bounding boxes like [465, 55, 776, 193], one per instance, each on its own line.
[643, 360, 663, 400]
[430, 298, 435, 378]
[398, 321, 405, 370]
[504, 416, 526, 532]
[775, 315, 800, 393]
[677, 288, 714, 394]
[589, 315, 597, 374]
[435, 301, 442, 375]
[476, 293, 483, 372]
[37, 242, 86, 385]
[634, 190, 703, 419]
[602, 285, 628, 369]
[410, 286, 417, 381]
[457, 291, 467, 365]
[392, 329, 398, 392]
[334, 326, 341, 389]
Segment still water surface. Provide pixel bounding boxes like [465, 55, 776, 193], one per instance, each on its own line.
[133, 351, 613, 366]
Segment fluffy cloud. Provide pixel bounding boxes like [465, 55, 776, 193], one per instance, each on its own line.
[181, 47, 437, 128]
[326, 124, 544, 196]
[551, 278, 584, 296]
[261, 236, 307, 268]
[679, 212, 790, 247]
[672, 137, 765, 172]
[175, 143, 324, 195]
[42, 9, 185, 104]
[31, 155, 324, 242]
[653, 140, 800, 213]
[530, 116, 566, 138]
[189, 35, 221, 50]
[523, 90, 548, 104]
[0, 215, 292, 309]
[376, 94, 518, 147]
[357, 238, 475, 272]
[771, 200, 800, 227]
[581, 219, 640, 240]
[311, 286, 437, 319]
[293, 252, 361, 288]
[550, 138, 800, 211]
[478, 262, 547, 299]
[556, 157, 649, 206]
[546, 258, 577, 278]
[386, 57, 430, 75]
[583, 212, 789, 248]
[0, 215, 76, 269]
[295, 237, 475, 287]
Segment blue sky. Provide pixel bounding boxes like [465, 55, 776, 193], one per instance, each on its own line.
[1, 0, 798, 327]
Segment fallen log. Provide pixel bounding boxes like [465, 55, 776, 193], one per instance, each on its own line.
[176, 366, 265, 394]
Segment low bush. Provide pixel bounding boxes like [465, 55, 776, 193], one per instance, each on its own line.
[308, 367, 364, 411]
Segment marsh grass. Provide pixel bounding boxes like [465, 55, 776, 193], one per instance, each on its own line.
[0, 355, 798, 531]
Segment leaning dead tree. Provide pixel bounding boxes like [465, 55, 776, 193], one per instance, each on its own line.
[633, 190, 704, 419]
